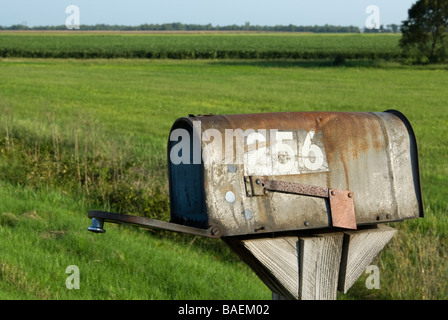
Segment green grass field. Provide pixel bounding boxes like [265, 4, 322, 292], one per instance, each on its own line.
[0, 33, 447, 300]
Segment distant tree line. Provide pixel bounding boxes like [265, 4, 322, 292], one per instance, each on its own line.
[0, 22, 401, 33]
[363, 24, 401, 33]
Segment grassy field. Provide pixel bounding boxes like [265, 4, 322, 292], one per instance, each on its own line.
[0, 32, 402, 60]
[0, 33, 447, 300]
[0, 182, 269, 299]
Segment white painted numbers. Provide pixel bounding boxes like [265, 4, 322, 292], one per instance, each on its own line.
[244, 129, 328, 176]
[169, 121, 328, 176]
[302, 130, 325, 171]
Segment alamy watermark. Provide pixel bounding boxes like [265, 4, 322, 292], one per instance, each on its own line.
[66, 5, 80, 30]
[365, 265, 380, 290]
[66, 265, 80, 289]
[63, 5, 380, 31]
[169, 121, 329, 176]
[63, 264, 380, 291]
[365, 5, 380, 30]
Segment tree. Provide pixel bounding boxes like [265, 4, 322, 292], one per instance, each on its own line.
[387, 24, 399, 33]
[400, 0, 448, 63]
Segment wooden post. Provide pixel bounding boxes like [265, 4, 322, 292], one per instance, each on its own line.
[298, 233, 344, 300]
[338, 224, 396, 293]
[224, 236, 300, 299]
[225, 225, 396, 300]
[224, 232, 343, 300]
[272, 292, 289, 300]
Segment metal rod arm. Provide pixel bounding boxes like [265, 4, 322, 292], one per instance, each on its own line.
[88, 211, 222, 238]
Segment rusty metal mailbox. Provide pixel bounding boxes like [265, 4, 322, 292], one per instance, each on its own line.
[167, 110, 423, 236]
[89, 110, 422, 237]
[87, 110, 423, 300]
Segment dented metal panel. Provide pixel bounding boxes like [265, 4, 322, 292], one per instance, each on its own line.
[168, 110, 423, 237]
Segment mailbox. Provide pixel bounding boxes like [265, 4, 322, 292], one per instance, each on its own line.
[89, 110, 423, 237]
[87, 109, 423, 300]
[167, 110, 423, 236]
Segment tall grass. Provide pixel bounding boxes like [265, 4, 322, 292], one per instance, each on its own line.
[0, 106, 268, 299]
[0, 107, 169, 220]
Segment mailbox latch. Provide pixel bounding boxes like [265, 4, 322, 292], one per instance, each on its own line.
[244, 176, 357, 230]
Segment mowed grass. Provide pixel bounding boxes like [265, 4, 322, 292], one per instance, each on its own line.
[0, 57, 447, 299]
[0, 182, 267, 299]
[0, 32, 402, 59]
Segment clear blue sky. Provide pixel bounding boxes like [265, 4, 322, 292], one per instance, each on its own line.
[1, 0, 416, 27]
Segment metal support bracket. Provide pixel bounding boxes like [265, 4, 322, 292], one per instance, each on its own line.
[88, 210, 222, 238]
[244, 176, 357, 230]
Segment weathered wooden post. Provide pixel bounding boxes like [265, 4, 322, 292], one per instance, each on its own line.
[88, 110, 423, 300]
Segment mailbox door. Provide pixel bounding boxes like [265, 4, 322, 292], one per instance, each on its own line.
[168, 119, 208, 228]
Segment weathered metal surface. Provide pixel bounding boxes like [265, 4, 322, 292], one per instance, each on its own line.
[259, 178, 356, 230]
[261, 179, 329, 198]
[168, 110, 423, 237]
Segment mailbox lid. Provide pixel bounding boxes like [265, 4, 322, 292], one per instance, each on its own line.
[168, 111, 423, 237]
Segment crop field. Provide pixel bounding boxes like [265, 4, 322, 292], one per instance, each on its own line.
[0, 32, 447, 300]
[0, 32, 402, 60]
